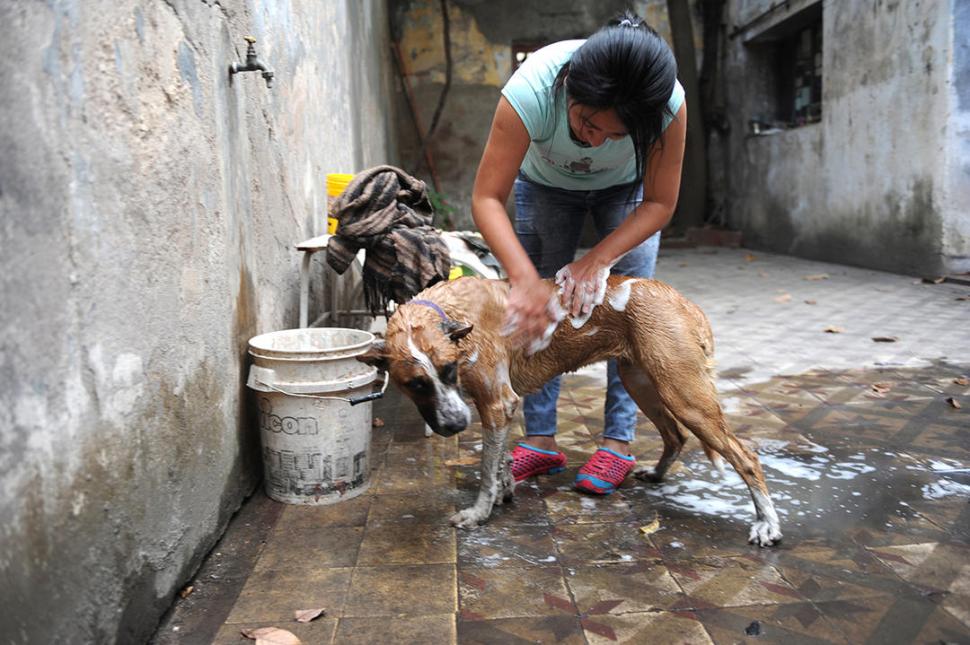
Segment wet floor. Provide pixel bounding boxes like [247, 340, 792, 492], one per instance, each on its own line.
[154, 361, 969, 645]
[154, 249, 969, 644]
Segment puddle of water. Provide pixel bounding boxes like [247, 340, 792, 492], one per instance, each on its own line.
[635, 439, 969, 528]
[922, 479, 970, 499]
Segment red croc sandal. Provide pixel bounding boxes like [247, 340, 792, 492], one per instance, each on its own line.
[510, 443, 567, 482]
[575, 448, 636, 495]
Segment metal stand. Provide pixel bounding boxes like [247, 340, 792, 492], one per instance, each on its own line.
[296, 234, 384, 328]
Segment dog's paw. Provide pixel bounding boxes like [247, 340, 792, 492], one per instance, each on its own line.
[424, 424, 434, 437]
[450, 507, 487, 529]
[634, 466, 664, 483]
[748, 521, 783, 547]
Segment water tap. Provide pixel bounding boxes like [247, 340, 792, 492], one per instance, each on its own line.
[229, 36, 274, 88]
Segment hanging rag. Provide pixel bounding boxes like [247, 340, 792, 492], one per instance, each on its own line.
[326, 165, 451, 314]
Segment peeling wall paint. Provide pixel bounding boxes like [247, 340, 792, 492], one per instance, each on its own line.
[0, 1, 396, 642]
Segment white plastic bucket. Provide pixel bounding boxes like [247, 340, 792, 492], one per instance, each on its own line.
[246, 328, 385, 505]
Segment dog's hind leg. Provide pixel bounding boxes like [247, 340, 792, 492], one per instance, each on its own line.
[658, 379, 781, 546]
[449, 400, 514, 529]
[617, 362, 687, 482]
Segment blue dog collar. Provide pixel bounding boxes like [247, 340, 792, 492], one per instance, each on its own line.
[408, 298, 449, 321]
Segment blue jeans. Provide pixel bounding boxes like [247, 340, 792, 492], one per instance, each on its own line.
[513, 173, 660, 443]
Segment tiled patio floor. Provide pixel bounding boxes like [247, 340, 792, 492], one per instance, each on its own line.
[154, 248, 970, 644]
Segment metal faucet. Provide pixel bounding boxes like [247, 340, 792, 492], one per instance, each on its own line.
[229, 36, 274, 88]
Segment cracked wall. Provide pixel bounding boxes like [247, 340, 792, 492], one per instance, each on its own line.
[0, 1, 397, 642]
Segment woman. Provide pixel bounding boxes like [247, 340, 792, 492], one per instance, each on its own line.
[470, 11, 686, 495]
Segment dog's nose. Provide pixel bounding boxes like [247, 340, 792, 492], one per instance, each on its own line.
[436, 421, 466, 437]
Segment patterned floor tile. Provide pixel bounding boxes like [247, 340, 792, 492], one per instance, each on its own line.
[580, 610, 713, 645]
[696, 602, 848, 645]
[459, 566, 574, 621]
[544, 489, 635, 525]
[666, 556, 803, 609]
[551, 522, 662, 565]
[566, 562, 686, 614]
[458, 523, 559, 568]
[152, 249, 970, 643]
[813, 595, 970, 644]
[866, 542, 970, 627]
[768, 553, 899, 604]
[639, 512, 755, 561]
[458, 615, 587, 644]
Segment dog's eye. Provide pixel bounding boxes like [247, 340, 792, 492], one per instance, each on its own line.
[406, 377, 431, 394]
[440, 362, 458, 385]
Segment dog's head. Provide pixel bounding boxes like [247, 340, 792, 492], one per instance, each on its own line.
[359, 305, 474, 437]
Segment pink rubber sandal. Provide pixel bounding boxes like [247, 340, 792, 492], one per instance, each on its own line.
[510, 443, 567, 482]
[575, 448, 636, 494]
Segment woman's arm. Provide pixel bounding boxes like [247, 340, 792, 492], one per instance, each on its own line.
[559, 101, 687, 314]
[472, 97, 559, 345]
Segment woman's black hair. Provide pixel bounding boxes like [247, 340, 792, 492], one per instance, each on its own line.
[553, 10, 678, 182]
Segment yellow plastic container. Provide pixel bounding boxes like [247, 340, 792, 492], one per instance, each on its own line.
[326, 173, 354, 234]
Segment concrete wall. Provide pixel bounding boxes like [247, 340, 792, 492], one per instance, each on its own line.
[944, 0, 970, 272]
[389, 0, 686, 230]
[0, 1, 397, 642]
[720, 0, 967, 275]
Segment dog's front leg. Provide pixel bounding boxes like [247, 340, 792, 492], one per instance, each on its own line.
[450, 423, 510, 529]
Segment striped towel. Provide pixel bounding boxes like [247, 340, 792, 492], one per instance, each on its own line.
[326, 165, 451, 314]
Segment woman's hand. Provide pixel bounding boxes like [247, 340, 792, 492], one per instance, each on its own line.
[555, 253, 611, 317]
[500, 274, 563, 351]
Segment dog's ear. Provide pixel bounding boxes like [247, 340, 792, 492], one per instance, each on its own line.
[358, 340, 388, 370]
[443, 320, 474, 342]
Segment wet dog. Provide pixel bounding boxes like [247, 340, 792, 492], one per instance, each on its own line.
[360, 276, 782, 546]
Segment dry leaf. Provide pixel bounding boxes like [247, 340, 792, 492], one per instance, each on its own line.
[871, 383, 892, 394]
[679, 262, 689, 267]
[773, 293, 792, 303]
[956, 295, 970, 301]
[804, 299, 817, 305]
[947, 397, 962, 409]
[294, 608, 325, 623]
[871, 336, 898, 343]
[803, 273, 830, 281]
[240, 627, 302, 645]
[922, 276, 946, 284]
[639, 518, 661, 535]
[743, 253, 757, 262]
[823, 326, 844, 334]
[372, 417, 385, 428]
[179, 586, 194, 599]
[444, 456, 480, 467]
[953, 377, 969, 386]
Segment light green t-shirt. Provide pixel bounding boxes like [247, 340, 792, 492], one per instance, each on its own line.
[501, 40, 685, 190]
